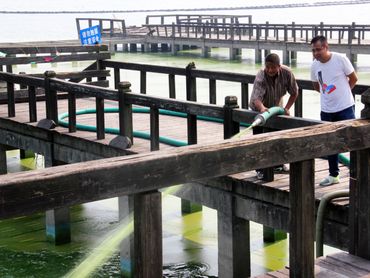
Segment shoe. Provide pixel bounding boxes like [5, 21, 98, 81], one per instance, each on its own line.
[256, 171, 264, 180]
[274, 164, 289, 173]
[319, 175, 340, 186]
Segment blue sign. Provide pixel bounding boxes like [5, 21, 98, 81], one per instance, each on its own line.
[79, 25, 102, 46]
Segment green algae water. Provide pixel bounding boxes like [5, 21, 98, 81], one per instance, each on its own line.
[3, 42, 367, 277]
[2, 148, 342, 276]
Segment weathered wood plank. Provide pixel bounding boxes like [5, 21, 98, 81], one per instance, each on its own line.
[26, 70, 111, 80]
[0, 53, 111, 66]
[102, 60, 186, 75]
[1, 119, 370, 218]
[0, 45, 108, 55]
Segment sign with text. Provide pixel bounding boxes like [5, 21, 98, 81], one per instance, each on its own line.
[79, 25, 102, 46]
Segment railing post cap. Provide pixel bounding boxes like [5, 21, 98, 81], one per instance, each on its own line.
[224, 96, 239, 108]
[118, 81, 132, 92]
[44, 71, 56, 78]
[186, 62, 196, 70]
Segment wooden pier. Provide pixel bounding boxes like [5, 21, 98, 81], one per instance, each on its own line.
[1, 44, 370, 277]
[76, 15, 370, 64]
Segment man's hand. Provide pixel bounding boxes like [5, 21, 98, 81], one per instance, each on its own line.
[284, 108, 290, 116]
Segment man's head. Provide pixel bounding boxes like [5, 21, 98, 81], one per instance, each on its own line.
[310, 35, 330, 62]
[264, 53, 280, 77]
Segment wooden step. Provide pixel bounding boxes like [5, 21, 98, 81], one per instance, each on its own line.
[255, 252, 370, 277]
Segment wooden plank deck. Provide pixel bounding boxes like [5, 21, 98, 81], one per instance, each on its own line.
[255, 252, 370, 277]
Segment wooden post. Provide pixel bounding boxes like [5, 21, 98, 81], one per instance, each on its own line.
[134, 191, 162, 278]
[118, 82, 133, 143]
[6, 63, 15, 117]
[209, 79, 216, 104]
[140, 71, 146, 94]
[223, 96, 240, 139]
[255, 49, 262, 64]
[241, 83, 249, 109]
[28, 86, 37, 122]
[349, 89, 370, 258]
[289, 159, 315, 277]
[119, 195, 134, 278]
[96, 95, 105, 140]
[168, 74, 176, 99]
[0, 144, 7, 175]
[182, 62, 201, 213]
[44, 71, 58, 123]
[150, 107, 159, 151]
[283, 50, 290, 65]
[263, 226, 287, 242]
[45, 158, 71, 245]
[295, 87, 303, 117]
[218, 193, 250, 277]
[68, 91, 76, 133]
[114, 67, 121, 89]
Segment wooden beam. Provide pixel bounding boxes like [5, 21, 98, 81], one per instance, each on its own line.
[133, 191, 162, 278]
[349, 148, 370, 259]
[1, 119, 370, 219]
[289, 159, 315, 277]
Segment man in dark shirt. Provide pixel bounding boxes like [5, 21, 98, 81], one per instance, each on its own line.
[249, 53, 299, 179]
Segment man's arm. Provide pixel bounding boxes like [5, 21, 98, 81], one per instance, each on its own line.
[284, 93, 299, 116]
[253, 99, 269, 113]
[348, 71, 358, 89]
[312, 81, 320, 93]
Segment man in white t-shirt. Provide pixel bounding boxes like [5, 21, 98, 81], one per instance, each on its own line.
[310, 35, 358, 186]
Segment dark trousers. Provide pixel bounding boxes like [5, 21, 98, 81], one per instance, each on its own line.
[320, 105, 355, 177]
[252, 126, 281, 173]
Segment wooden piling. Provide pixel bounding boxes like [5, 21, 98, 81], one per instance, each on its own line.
[289, 159, 315, 277]
[134, 191, 162, 278]
[349, 89, 370, 258]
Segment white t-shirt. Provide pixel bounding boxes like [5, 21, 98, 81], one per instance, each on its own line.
[311, 52, 355, 113]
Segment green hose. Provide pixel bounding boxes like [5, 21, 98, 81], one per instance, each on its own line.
[58, 107, 250, 147]
[338, 153, 350, 167]
[58, 107, 351, 166]
[315, 190, 349, 258]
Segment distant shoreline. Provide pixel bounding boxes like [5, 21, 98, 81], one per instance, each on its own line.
[0, 0, 370, 14]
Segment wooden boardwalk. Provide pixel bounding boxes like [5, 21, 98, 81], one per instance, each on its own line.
[75, 17, 370, 64]
[2, 58, 370, 276]
[0, 98, 351, 200]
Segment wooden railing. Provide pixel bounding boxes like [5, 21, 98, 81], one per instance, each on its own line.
[0, 73, 370, 276]
[75, 18, 127, 38]
[145, 14, 253, 25]
[101, 60, 370, 118]
[142, 22, 370, 45]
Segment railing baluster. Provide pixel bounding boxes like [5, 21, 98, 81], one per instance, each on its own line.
[241, 83, 249, 109]
[209, 79, 216, 104]
[68, 91, 76, 133]
[28, 86, 37, 122]
[168, 74, 176, 99]
[150, 107, 160, 151]
[140, 70, 146, 94]
[295, 88, 303, 117]
[96, 96, 105, 140]
[114, 67, 120, 89]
